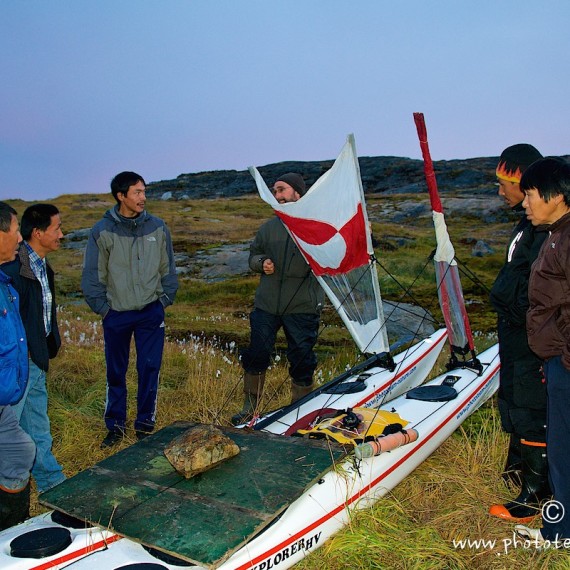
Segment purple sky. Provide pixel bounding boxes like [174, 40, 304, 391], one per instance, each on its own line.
[1, 1, 568, 201]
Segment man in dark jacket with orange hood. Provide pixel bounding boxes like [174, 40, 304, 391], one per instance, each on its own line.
[488, 144, 550, 523]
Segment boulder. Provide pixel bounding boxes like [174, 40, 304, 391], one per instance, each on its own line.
[471, 240, 494, 257]
[164, 424, 240, 478]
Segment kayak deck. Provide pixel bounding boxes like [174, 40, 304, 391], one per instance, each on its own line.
[40, 422, 346, 568]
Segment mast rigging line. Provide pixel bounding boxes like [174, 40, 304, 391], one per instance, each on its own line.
[427, 248, 491, 296]
[216, 248, 446, 428]
[373, 254, 440, 328]
[454, 257, 492, 295]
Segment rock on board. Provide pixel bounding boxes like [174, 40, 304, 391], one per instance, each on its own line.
[163, 424, 240, 478]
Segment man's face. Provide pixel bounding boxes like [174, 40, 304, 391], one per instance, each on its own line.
[522, 187, 563, 226]
[118, 181, 146, 217]
[272, 181, 300, 204]
[0, 214, 22, 263]
[34, 214, 63, 256]
[497, 178, 524, 208]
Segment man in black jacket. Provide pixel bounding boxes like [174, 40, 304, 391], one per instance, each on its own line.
[3, 204, 65, 493]
[488, 144, 550, 522]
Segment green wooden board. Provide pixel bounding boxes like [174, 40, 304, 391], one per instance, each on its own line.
[41, 422, 346, 567]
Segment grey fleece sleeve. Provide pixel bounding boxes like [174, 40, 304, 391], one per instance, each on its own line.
[81, 230, 110, 317]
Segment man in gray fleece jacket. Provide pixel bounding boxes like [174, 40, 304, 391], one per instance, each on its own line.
[232, 173, 324, 425]
[81, 171, 178, 448]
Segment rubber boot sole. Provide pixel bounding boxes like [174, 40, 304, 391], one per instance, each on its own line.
[488, 502, 540, 524]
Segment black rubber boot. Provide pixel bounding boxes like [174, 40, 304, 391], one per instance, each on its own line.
[502, 433, 522, 488]
[0, 481, 31, 531]
[489, 441, 550, 523]
[231, 372, 266, 426]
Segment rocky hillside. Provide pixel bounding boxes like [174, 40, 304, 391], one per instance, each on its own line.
[146, 156, 503, 200]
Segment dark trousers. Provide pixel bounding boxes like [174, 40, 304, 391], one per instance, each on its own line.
[541, 356, 570, 540]
[241, 308, 319, 386]
[102, 300, 165, 432]
[497, 318, 547, 442]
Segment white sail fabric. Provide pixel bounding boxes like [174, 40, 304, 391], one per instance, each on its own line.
[432, 212, 469, 352]
[249, 135, 390, 355]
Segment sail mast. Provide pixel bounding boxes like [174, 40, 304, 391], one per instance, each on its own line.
[413, 112, 481, 372]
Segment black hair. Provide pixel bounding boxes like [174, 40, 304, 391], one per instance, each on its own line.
[21, 203, 60, 241]
[110, 171, 146, 204]
[497, 144, 543, 181]
[520, 157, 570, 206]
[0, 201, 17, 232]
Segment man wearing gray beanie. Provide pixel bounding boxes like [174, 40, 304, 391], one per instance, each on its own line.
[232, 173, 324, 425]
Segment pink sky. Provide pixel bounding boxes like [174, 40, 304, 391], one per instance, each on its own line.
[1, 0, 568, 201]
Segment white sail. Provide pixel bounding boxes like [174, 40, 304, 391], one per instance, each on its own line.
[249, 134, 390, 355]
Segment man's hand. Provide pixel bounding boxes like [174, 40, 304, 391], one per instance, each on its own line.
[262, 259, 275, 275]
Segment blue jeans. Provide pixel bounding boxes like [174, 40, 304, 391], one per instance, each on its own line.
[11, 360, 65, 493]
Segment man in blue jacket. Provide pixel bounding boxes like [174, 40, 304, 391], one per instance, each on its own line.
[3, 204, 65, 493]
[0, 201, 35, 531]
[82, 172, 178, 448]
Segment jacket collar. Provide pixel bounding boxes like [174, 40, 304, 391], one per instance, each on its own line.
[17, 242, 35, 279]
[15, 242, 52, 281]
[108, 206, 148, 226]
[548, 211, 570, 233]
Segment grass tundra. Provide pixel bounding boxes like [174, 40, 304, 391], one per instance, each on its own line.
[5, 192, 566, 569]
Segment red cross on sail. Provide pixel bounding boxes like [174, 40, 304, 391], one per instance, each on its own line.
[275, 203, 369, 276]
